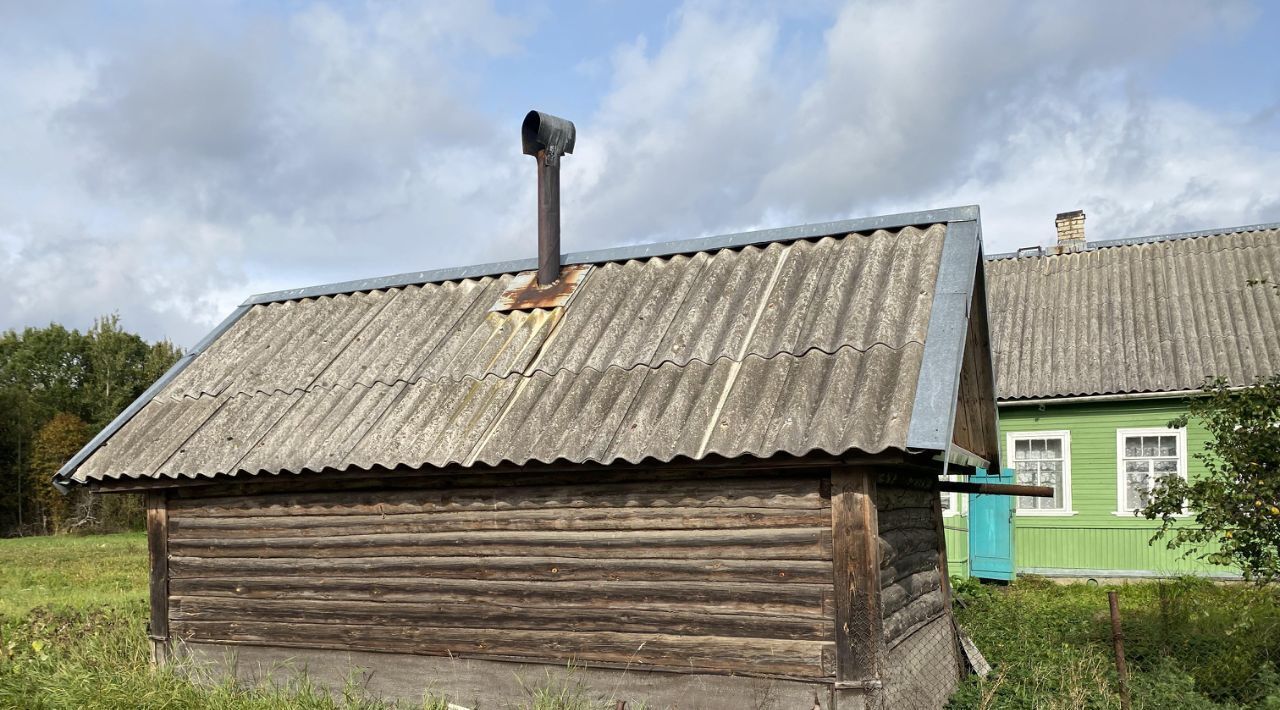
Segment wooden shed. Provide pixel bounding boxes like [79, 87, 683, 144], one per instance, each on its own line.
[56, 205, 1001, 709]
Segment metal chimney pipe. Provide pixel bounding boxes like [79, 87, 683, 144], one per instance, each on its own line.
[522, 110, 576, 286]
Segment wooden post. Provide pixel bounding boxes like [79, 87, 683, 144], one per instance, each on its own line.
[1108, 590, 1131, 710]
[146, 491, 170, 666]
[830, 466, 884, 708]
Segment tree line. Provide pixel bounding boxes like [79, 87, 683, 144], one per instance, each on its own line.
[0, 316, 181, 536]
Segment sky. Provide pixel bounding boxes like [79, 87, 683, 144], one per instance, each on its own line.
[2, 0, 1280, 347]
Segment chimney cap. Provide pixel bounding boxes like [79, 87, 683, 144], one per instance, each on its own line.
[522, 110, 576, 161]
[1055, 209, 1084, 221]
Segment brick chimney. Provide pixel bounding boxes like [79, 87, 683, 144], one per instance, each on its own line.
[1054, 210, 1085, 254]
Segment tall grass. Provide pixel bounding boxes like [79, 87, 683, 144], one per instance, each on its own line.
[948, 576, 1280, 709]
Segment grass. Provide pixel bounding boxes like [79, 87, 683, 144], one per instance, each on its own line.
[0, 532, 147, 616]
[0, 533, 628, 709]
[4, 534, 1279, 708]
[948, 576, 1280, 709]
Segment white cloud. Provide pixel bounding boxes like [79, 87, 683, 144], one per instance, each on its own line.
[572, 0, 1277, 253]
[0, 0, 1277, 348]
[0, 1, 533, 344]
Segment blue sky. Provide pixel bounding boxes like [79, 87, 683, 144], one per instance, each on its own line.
[2, 0, 1279, 345]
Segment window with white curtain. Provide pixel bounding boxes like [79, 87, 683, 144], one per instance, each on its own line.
[1117, 428, 1187, 512]
[1007, 431, 1072, 514]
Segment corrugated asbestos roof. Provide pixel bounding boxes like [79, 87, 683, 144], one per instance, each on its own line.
[62, 207, 991, 485]
[987, 226, 1280, 400]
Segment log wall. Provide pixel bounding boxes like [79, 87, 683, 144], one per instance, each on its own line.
[875, 479, 961, 705]
[875, 482, 946, 647]
[165, 473, 836, 679]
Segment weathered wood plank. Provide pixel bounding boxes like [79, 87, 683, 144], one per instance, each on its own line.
[830, 466, 884, 691]
[167, 506, 829, 539]
[166, 527, 833, 560]
[169, 577, 834, 617]
[169, 477, 827, 518]
[146, 492, 169, 666]
[169, 596, 832, 639]
[169, 554, 833, 584]
[169, 620, 836, 678]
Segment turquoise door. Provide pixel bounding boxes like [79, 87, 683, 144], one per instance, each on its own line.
[968, 468, 1016, 581]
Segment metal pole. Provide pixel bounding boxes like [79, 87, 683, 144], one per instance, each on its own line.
[936, 481, 1055, 498]
[1108, 590, 1131, 710]
[536, 149, 561, 286]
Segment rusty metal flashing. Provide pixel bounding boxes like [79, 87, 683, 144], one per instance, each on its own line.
[51, 303, 255, 493]
[905, 217, 983, 458]
[244, 205, 980, 306]
[490, 264, 591, 312]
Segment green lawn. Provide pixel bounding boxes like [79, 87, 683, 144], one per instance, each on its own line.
[0, 532, 147, 616]
[1, 533, 1278, 708]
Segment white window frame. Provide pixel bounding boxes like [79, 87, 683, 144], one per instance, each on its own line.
[1115, 427, 1188, 515]
[939, 474, 965, 517]
[1006, 430, 1074, 516]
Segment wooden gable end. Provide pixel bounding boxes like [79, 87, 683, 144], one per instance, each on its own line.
[950, 263, 1000, 468]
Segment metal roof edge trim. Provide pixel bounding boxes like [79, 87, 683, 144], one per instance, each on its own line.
[245, 205, 980, 305]
[995, 387, 1211, 407]
[53, 304, 255, 491]
[906, 217, 982, 454]
[986, 219, 1280, 260]
[970, 235, 1002, 472]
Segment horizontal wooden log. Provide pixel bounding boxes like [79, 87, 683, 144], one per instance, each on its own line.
[879, 549, 938, 587]
[937, 481, 1055, 498]
[169, 577, 835, 617]
[167, 506, 829, 540]
[169, 620, 836, 678]
[169, 596, 832, 639]
[166, 528, 833, 561]
[882, 589, 946, 644]
[873, 506, 934, 532]
[169, 478, 827, 519]
[877, 526, 937, 563]
[169, 555, 833, 584]
[881, 570, 942, 618]
[875, 486, 936, 510]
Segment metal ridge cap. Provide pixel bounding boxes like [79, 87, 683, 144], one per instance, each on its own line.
[986, 218, 1280, 261]
[52, 303, 254, 491]
[905, 217, 982, 454]
[245, 205, 980, 305]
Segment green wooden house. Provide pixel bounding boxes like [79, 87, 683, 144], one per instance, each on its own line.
[946, 211, 1280, 579]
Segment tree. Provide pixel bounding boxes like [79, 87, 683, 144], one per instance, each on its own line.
[0, 316, 181, 535]
[27, 413, 91, 533]
[1141, 376, 1280, 582]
